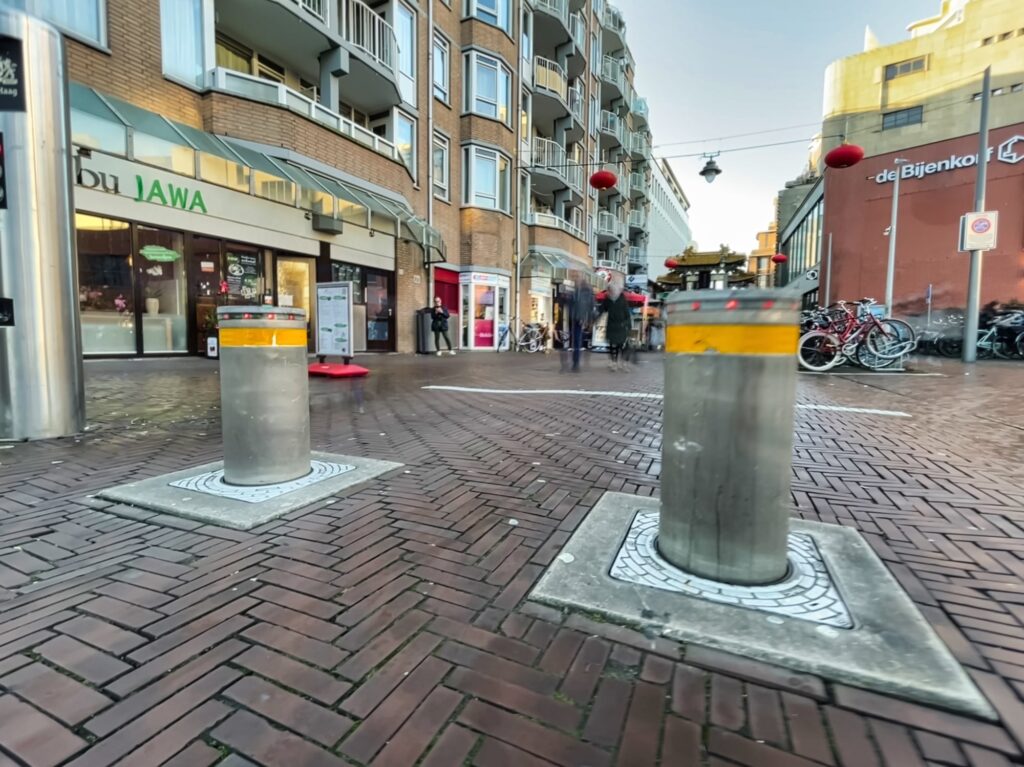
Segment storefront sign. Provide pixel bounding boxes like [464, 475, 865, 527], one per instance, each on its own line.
[225, 252, 259, 299]
[874, 135, 1024, 184]
[0, 36, 26, 112]
[959, 211, 998, 252]
[134, 175, 208, 214]
[315, 281, 353, 358]
[459, 272, 504, 285]
[139, 245, 181, 262]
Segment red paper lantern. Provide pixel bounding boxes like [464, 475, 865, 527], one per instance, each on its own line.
[589, 169, 618, 190]
[771, 253, 788, 265]
[664, 257, 680, 269]
[824, 143, 865, 169]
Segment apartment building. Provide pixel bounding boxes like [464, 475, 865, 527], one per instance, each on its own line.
[633, 159, 691, 281]
[748, 220, 777, 289]
[10, 0, 656, 355]
[780, 0, 1024, 311]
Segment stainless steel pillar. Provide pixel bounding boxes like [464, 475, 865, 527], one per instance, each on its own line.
[0, 10, 85, 440]
[217, 307, 311, 485]
[660, 289, 800, 585]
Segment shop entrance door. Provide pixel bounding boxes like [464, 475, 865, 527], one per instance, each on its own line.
[275, 256, 315, 351]
[364, 269, 395, 352]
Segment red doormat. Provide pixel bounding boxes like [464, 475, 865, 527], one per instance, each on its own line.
[308, 363, 370, 378]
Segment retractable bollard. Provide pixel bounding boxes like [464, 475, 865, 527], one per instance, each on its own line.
[217, 307, 311, 486]
[660, 289, 800, 585]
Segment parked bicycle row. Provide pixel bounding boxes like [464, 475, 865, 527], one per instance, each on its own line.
[912, 304, 1024, 359]
[798, 299, 917, 372]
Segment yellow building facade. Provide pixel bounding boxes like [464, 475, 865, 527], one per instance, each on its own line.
[822, 0, 1024, 158]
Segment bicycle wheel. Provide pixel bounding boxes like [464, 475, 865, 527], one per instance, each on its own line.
[798, 331, 842, 372]
[855, 340, 898, 370]
[522, 334, 540, 353]
[1015, 332, 1024, 359]
[866, 319, 916, 359]
[936, 335, 960, 357]
[976, 331, 994, 360]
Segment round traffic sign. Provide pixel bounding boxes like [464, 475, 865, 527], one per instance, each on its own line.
[971, 217, 992, 234]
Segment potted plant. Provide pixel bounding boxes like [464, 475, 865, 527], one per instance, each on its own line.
[144, 285, 162, 315]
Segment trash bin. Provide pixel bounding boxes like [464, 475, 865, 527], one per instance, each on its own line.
[416, 308, 436, 354]
[659, 289, 800, 585]
[217, 306, 311, 486]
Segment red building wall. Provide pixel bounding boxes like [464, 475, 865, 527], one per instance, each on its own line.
[823, 122, 1024, 314]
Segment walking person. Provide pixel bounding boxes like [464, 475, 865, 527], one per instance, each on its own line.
[563, 274, 595, 372]
[602, 283, 631, 371]
[431, 296, 456, 356]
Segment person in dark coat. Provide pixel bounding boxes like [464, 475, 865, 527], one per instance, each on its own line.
[602, 283, 632, 370]
[568, 277, 595, 371]
[431, 296, 455, 356]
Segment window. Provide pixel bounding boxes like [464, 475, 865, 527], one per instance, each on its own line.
[161, 0, 204, 86]
[433, 133, 450, 200]
[884, 56, 925, 80]
[396, 2, 416, 105]
[465, 51, 512, 125]
[520, 89, 531, 146]
[589, 95, 598, 136]
[12, 0, 105, 45]
[1000, 31, 1013, 41]
[590, 33, 601, 75]
[256, 55, 285, 84]
[433, 33, 450, 102]
[464, 145, 511, 212]
[1013, 83, 1024, 93]
[395, 112, 416, 174]
[882, 105, 923, 130]
[216, 33, 252, 73]
[466, 0, 511, 34]
[982, 36, 994, 45]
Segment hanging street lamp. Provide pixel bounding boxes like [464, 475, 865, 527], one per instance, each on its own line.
[698, 153, 722, 184]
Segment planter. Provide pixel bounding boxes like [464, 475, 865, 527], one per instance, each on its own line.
[145, 298, 160, 315]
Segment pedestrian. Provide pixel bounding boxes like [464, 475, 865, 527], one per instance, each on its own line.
[431, 296, 456, 356]
[602, 283, 631, 371]
[567, 275, 595, 372]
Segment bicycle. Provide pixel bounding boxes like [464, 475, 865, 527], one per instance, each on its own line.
[497, 321, 546, 353]
[798, 299, 917, 372]
[936, 311, 1024, 359]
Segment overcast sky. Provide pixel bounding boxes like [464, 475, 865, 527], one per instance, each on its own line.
[615, 0, 938, 254]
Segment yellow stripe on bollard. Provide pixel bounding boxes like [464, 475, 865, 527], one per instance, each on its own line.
[666, 324, 798, 355]
[219, 328, 308, 348]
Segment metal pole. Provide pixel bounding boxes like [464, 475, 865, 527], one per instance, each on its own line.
[885, 168, 901, 318]
[824, 233, 833, 306]
[962, 66, 991, 364]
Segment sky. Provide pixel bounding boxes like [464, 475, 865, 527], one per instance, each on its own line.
[616, 0, 939, 254]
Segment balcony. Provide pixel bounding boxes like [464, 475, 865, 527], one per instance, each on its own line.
[300, 0, 327, 22]
[630, 132, 652, 160]
[530, 137, 584, 200]
[628, 209, 648, 233]
[600, 56, 626, 102]
[632, 96, 649, 127]
[599, 110, 624, 148]
[602, 4, 627, 46]
[568, 84, 585, 135]
[628, 246, 644, 265]
[628, 171, 648, 199]
[526, 211, 587, 242]
[533, 57, 571, 126]
[596, 211, 626, 242]
[595, 256, 628, 273]
[210, 67, 398, 162]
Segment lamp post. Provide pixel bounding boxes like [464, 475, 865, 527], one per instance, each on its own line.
[884, 158, 909, 317]
[962, 66, 992, 365]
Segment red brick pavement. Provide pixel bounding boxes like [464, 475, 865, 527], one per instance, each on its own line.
[0, 354, 1022, 766]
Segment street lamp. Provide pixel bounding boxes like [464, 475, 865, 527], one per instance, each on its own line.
[884, 158, 909, 317]
[699, 153, 722, 184]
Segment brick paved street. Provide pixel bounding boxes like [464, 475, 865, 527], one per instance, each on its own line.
[2, 352, 1024, 766]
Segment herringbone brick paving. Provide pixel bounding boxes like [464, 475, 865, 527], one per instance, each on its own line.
[1, 353, 1023, 766]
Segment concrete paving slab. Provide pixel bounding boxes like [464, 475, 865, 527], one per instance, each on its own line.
[529, 491, 997, 721]
[97, 452, 402, 530]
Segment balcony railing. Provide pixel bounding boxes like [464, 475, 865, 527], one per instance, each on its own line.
[531, 138, 584, 193]
[632, 96, 649, 123]
[568, 84, 584, 123]
[300, 0, 327, 23]
[338, 0, 398, 75]
[534, 0, 569, 26]
[599, 110, 623, 142]
[601, 55, 625, 91]
[631, 132, 652, 158]
[629, 171, 647, 195]
[629, 209, 648, 230]
[595, 256, 628, 273]
[596, 211, 626, 239]
[210, 67, 398, 161]
[526, 211, 586, 241]
[603, 4, 626, 37]
[534, 56, 569, 103]
[628, 246, 644, 264]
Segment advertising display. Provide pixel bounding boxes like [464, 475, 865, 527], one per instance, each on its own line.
[225, 251, 260, 300]
[315, 281, 353, 358]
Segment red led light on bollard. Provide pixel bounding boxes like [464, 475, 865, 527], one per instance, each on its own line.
[725, 299, 739, 310]
[762, 300, 775, 309]
[691, 301, 701, 311]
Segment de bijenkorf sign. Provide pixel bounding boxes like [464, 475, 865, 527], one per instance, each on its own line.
[874, 135, 1024, 184]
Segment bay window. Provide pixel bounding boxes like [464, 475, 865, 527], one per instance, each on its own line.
[465, 0, 511, 35]
[464, 145, 510, 213]
[464, 51, 512, 126]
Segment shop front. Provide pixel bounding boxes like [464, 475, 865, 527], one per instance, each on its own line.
[459, 271, 511, 351]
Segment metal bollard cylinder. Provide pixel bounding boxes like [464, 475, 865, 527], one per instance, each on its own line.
[217, 306, 310, 486]
[659, 289, 800, 585]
